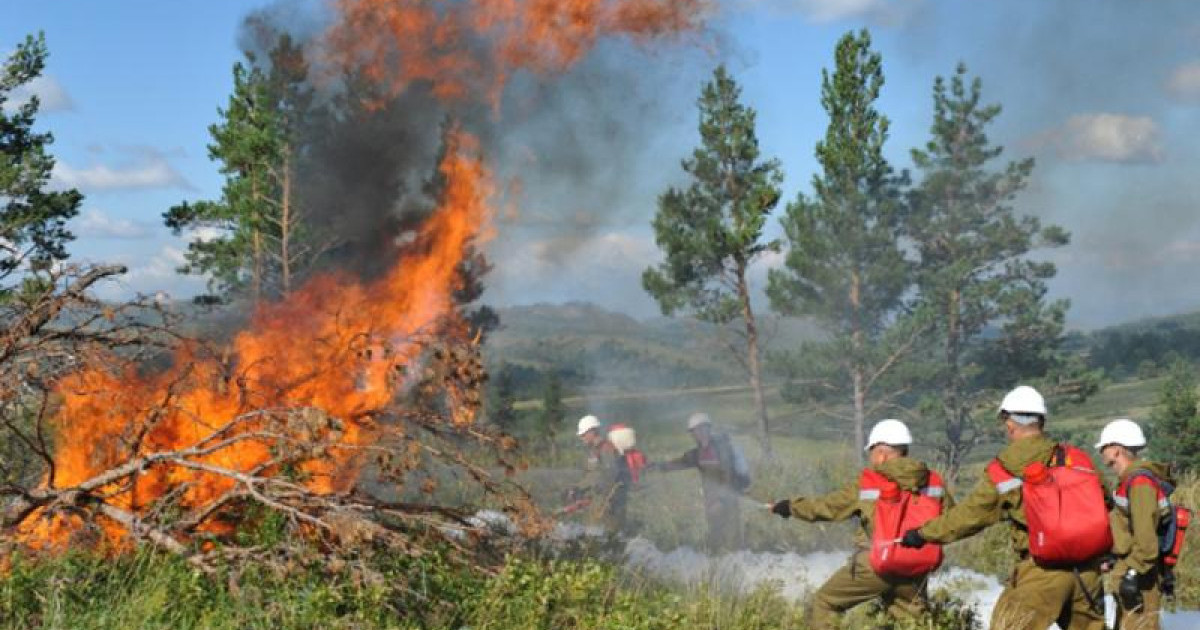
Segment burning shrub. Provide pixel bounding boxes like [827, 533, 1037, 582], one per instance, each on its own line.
[0, 135, 543, 577]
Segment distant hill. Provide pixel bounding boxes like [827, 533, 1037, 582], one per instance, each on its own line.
[1075, 309, 1200, 377]
[484, 301, 821, 395]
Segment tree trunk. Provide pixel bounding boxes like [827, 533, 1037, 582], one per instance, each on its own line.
[252, 229, 263, 303]
[850, 270, 865, 466]
[251, 176, 263, 303]
[280, 146, 292, 295]
[736, 264, 772, 458]
[944, 288, 964, 481]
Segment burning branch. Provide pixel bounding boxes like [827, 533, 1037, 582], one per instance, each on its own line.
[0, 134, 542, 579]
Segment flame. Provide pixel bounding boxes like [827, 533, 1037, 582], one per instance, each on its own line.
[327, 0, 707, 106]
[18, 0, 706, 550]
[20, 130, 493, 548]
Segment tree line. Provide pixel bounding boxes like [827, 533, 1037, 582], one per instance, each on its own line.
[643, 30, 1097, 479]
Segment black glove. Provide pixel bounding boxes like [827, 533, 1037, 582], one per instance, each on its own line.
[770, 500, 792, 518]
[1118, 570, 1143, 609]
[1162, 569, 1176, 598]
[899, 529, 926, 548]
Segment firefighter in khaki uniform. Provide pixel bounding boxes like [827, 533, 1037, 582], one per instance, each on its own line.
[767, 420, 952, 630]
[1097, 419, 1176, 630]
[899, 386, 1108, 630]
[653, 412, 748, 553]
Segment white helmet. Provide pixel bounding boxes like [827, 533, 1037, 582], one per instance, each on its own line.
[577, 414, 602, 436]
[999, 385, 1047, 422]
[865, 419, 912, 451]
[687, 412, 712, 431]
[608, 425, 637, 454]
[1095, 419, 1147, 450]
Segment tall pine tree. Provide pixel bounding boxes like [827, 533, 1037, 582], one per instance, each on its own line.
[539, 370, 565, 458]
[164, 36, 321, 303]
[767, 30, 911, 463]
[643, 66, 782, 455]
[906, 64, 1070, 479]
[0, 33, 81, 296]
[1150, 360, 1200, 474]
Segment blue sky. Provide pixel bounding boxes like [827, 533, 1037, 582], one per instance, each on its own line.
[6, 0, 1200, 328]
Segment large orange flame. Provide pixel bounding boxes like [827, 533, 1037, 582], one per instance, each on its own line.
[19, 0, 706, 550]
[21, 130, 492, 548]
[328, 0, 707, 106]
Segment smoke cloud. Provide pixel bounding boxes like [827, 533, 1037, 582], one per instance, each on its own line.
[229, 0, 717, 291]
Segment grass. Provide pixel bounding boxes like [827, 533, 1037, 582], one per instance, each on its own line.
[5, 372, 1193, 628]
[0, 546, 819, 630]
[1, 541, 1002, 630]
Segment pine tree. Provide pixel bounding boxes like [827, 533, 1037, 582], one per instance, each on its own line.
[767, 30, 911, 464]
[164, 36, 321, 303]
[643, 65, 783, 455]
[906, 63, 1070, 479]
[539, 371, 565, 458]
[487, 362, 519, 432]
[0, 33, 82, 296]
[1149, 360, 1200, 474]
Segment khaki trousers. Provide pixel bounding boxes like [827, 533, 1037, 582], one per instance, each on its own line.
[810, 552, 925, 630]
[991, 557, 1105, 630]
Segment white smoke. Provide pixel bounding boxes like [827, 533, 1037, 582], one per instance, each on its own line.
[624, 537, 1004, 622]
[624, 540, 1200, 630]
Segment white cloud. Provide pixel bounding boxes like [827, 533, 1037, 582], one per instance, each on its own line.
[1046, 113, 1164, 164]
[75, 209, 153, 240]
[747, 0, 922, 25]
[52, 149, 193, 192]
[82, 243, 205, 303]
[1165, 61, 1200, 104]
[126, 245, 188, 283]
[4, 75, 74, 113]
[188, 226, 225, 243]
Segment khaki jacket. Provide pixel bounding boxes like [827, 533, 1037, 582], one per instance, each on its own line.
[918, 434, 1074, 555]
[1111, 459, 1175, 575]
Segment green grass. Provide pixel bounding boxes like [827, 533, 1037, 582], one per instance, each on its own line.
[7, 371, 1190, 629]
[0, 546, 819, 630]
[0, 541, 1001, 630]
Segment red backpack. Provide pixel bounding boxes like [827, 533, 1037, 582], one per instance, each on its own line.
[624, 449, 648, 484]
[861, 469, 945, 577]
[1115, 470, 1192, 567]
[986, 444, 1113, 566]
[607, 423, 648, 484]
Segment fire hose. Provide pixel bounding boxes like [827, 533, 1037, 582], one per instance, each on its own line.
[556, 498, 592, 516]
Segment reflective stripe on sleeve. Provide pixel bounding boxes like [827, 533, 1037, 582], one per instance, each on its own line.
[995, 478, 1023, 494]
[859, 489, 881, 500]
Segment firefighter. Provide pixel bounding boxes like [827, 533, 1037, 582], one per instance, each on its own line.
[652, 412, 749, 553]
[767, 419, 951, 630]
[899, 385, 1108, 630]
[1097, 418, 1176, 630]
[565, 415, 631, 534]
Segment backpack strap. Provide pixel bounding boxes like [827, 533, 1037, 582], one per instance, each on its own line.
[1117, 469, 1172, 511]
[1056, 444, 1100, 471]
[986, 459, 1023, 494]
